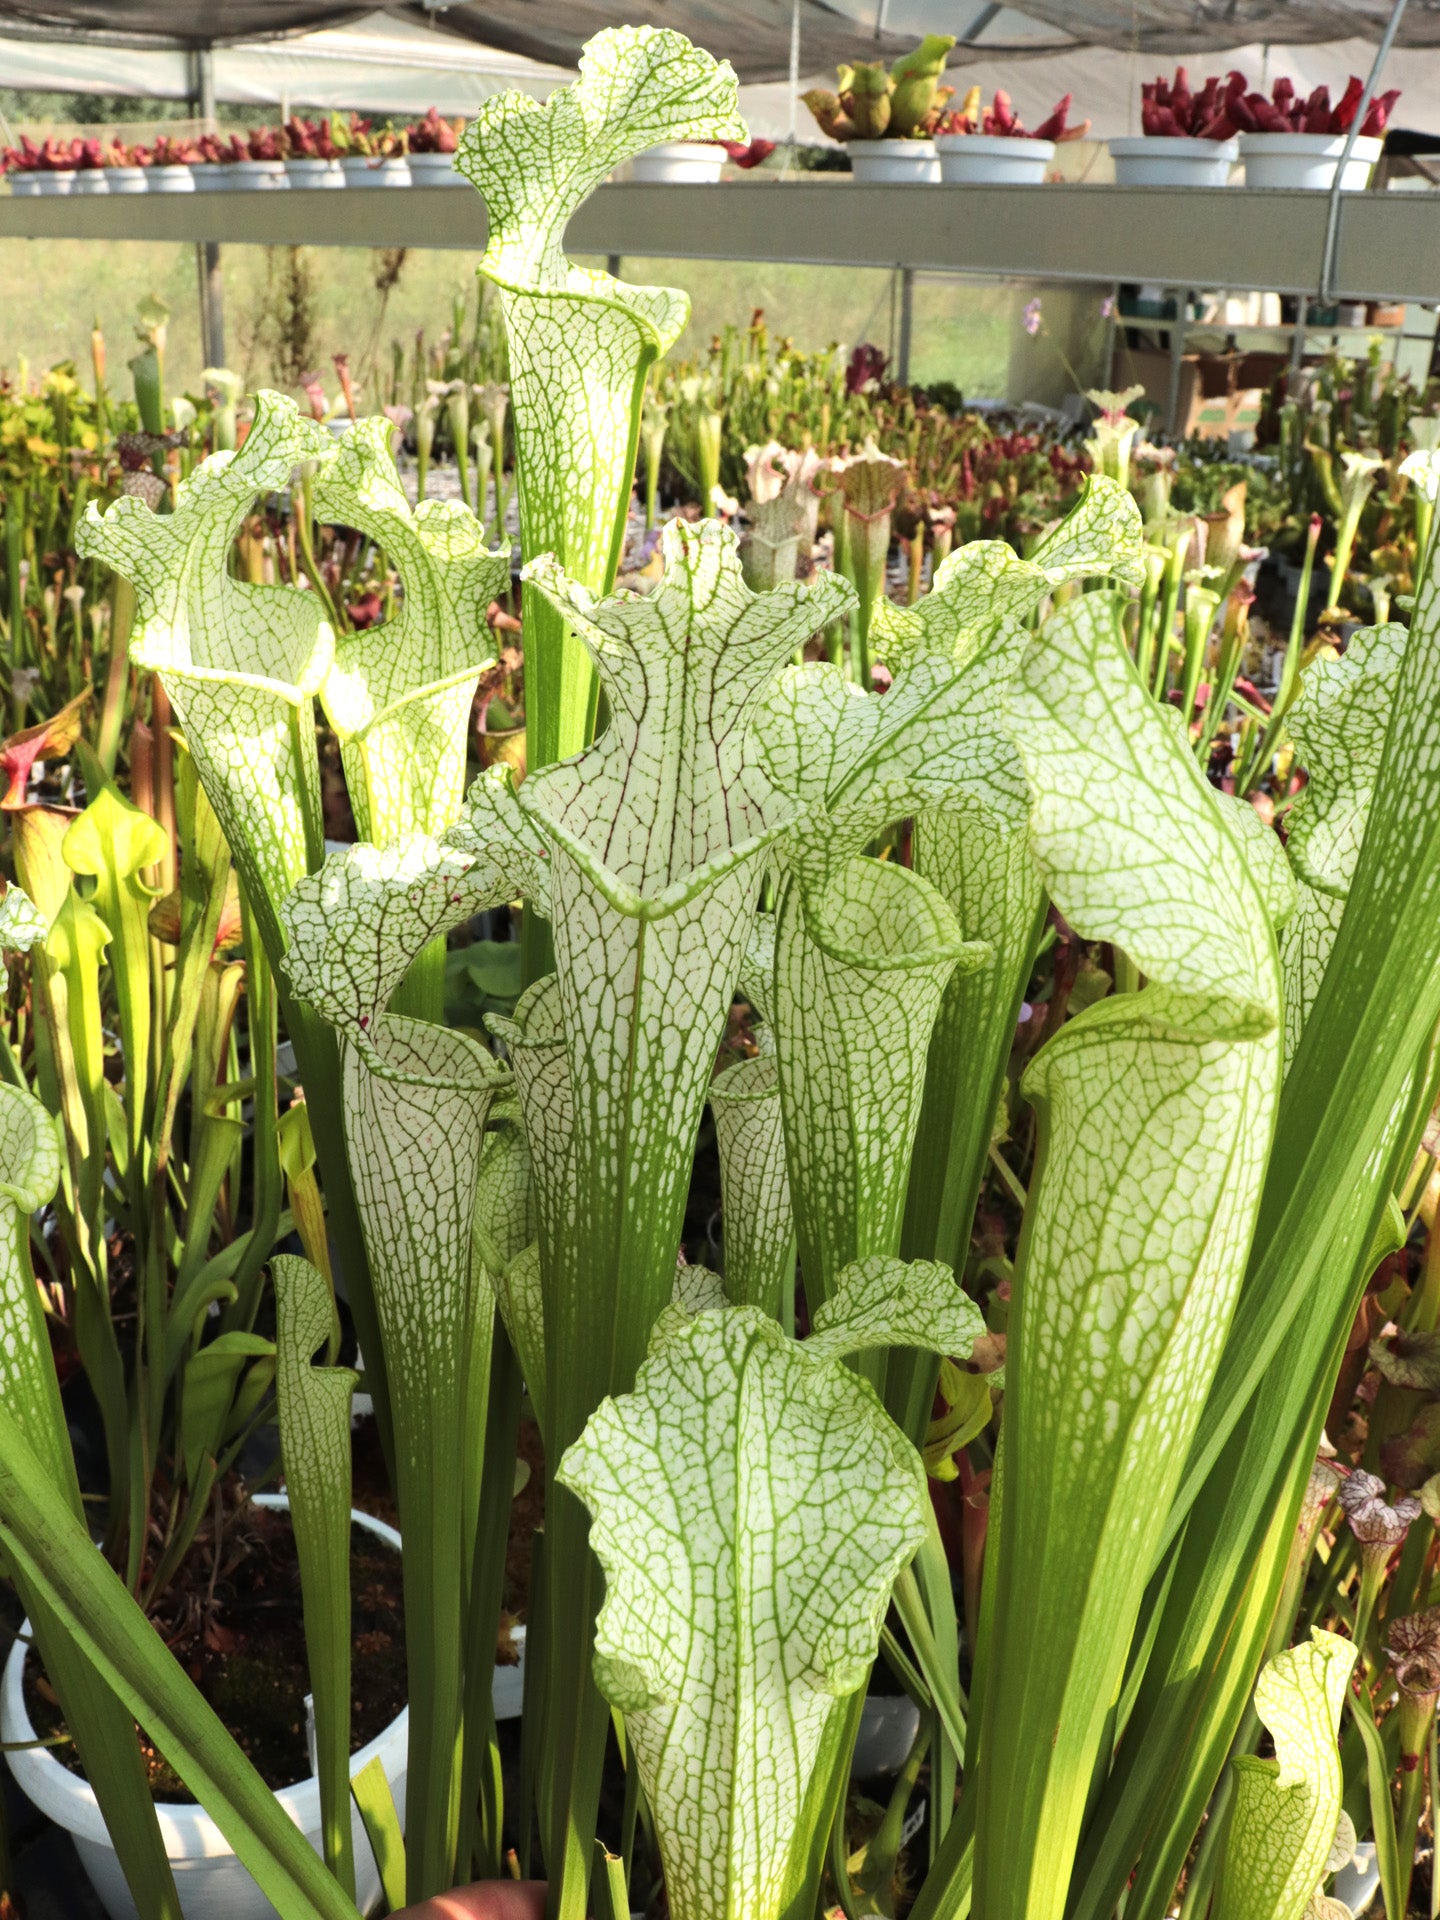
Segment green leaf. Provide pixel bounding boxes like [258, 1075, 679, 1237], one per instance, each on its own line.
[805, 1255, 984, 1364]
[281, 828, 537, 1045]
[1214, 1631, 1357, 1920]
[351, 1754, 407, 1915]
[557, 1306, 929, 1920]
[457, 25, 745, 767]
[283, 833, 514, 1901]
[76, 392, 335, 960]
[970, 590, 1281, 1920]
[1286, 625, 1406, 899]
[0, 1077, 182, 1920]
[0, 882, 48, 988]
[773, 854, 984, 1324]
[62, 783, 165, 1171]
[0, 1402, 361, 1920]
[313, 416, 509, 845]
[274, 1254, 359, 1900]
[709, 1053, 795, 1321]
[489, 523, 851, 1909]
[180, 1331, 274, 1483]
[1279, 623, 1406, 1066]
[873, 478, 1145, 674]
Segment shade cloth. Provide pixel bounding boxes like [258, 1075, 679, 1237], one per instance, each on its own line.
[1, 0, 1435, 85]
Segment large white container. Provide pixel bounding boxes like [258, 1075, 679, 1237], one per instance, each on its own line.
[3, 1498, 407, 1920]
[73, 171, 110, 195]
[107, 167, 150, 195]
[406, 150, 467, 186]
[145, 165, 195, 194]
[32, 171, 77, 196]
[1108, 135, 1237, 187]
[190, 163, 234, 192]
[227, 160, 288, 191]
[631, 141, 723, 183]
[847, 138, 940, 184]
[936, 133, 1054, 184]
[284, 157, 344, 190]
[341, 155, 411, 188]
[6, 172, 42, 196]
[1239, 132, 1382, 191]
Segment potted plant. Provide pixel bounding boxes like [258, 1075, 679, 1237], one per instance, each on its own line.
[0, 405, 483, 1914]
[227, 124, 289, 189]
[404, 107, 465, 185]
[934, 86, 1088, 184]
[70, 137, 111, 196]
[631, 139, 725, 183]
[333, 113, 411, 187]
[1108, 66, 1241, 185]
[144, 133, 199, 192]
[189, 131, 236, 189]
[802, 33, 956, 183]
[1, 1497, 410, 1920]
[4, 136, 79, 196]
[1236, 75, 1398, 189]
[8, 26, 1440, 1920]
[104, 140, 149, 195]
[284, 116, 346, 189]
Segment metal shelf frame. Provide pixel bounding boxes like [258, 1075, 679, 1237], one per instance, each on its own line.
[3, 180, 1439, 301]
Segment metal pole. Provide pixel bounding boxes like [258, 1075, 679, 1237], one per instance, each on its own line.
[191, 50, 226, 371]
[1318, 0, 1407, 303]
[783, 0, 801, 180]
[1165, 289, 1186, 436]
[1288, 292, 1309, 396]
[898, 266, 915, 384]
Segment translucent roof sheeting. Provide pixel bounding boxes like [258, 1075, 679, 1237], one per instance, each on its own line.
[0, 11, 570, 114]
[1, 0, 1435, 82]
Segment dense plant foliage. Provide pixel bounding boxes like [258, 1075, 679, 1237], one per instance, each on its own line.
[3, 28, 1440, 1920]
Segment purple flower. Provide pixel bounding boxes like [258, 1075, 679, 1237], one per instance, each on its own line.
[1100, 294, 1116, 320]
[1022, 298, 1043, 337]
[1339, 1468, 1420, 1547]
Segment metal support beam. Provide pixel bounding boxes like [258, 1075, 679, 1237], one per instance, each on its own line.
[897, 266, 915, 384]
[190, 49, 225, 375]
[1318, 0, 1407, 303]
[6, 185, 1440, 304]
[1288, 292, 1309, 393]
[1165, 289, 1189, 436]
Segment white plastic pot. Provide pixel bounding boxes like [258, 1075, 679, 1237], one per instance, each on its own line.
[190, 164, 233, 192]
[33, 171, 77, 196]
[341, 155, 411, 188]
[935, 134, 1054, 184]
[145, 165, 195, 194]
[847, 138, 940, 184]
[227, 160, 288, 191]
[406, 150, 466, 186]
[1239, 132, 1382, 191]
[284, 157, 344, 189]
[106, 167, 150, 195]
[852, 1694, 922, 1777]
[631, 141, 723, 184]
[3, 1497, 406, 1920]
[1108, 135, 1238, 187]
[73, 171, 109, 195]
[6, 172, 42, 196]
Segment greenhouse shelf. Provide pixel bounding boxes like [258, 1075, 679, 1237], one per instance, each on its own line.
[3, 179, 1440, 301]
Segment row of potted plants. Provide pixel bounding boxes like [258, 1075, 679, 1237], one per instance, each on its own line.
[2, 109, 465, 195]
[790, 41, 1400, 190]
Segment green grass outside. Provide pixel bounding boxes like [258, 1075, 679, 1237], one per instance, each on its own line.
[0, 236, 1089, 407]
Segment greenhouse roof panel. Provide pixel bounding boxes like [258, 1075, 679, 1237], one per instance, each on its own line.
[1, 0, 1436, 76]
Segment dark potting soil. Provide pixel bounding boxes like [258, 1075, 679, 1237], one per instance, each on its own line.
[23, 1505, 406, 1801]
